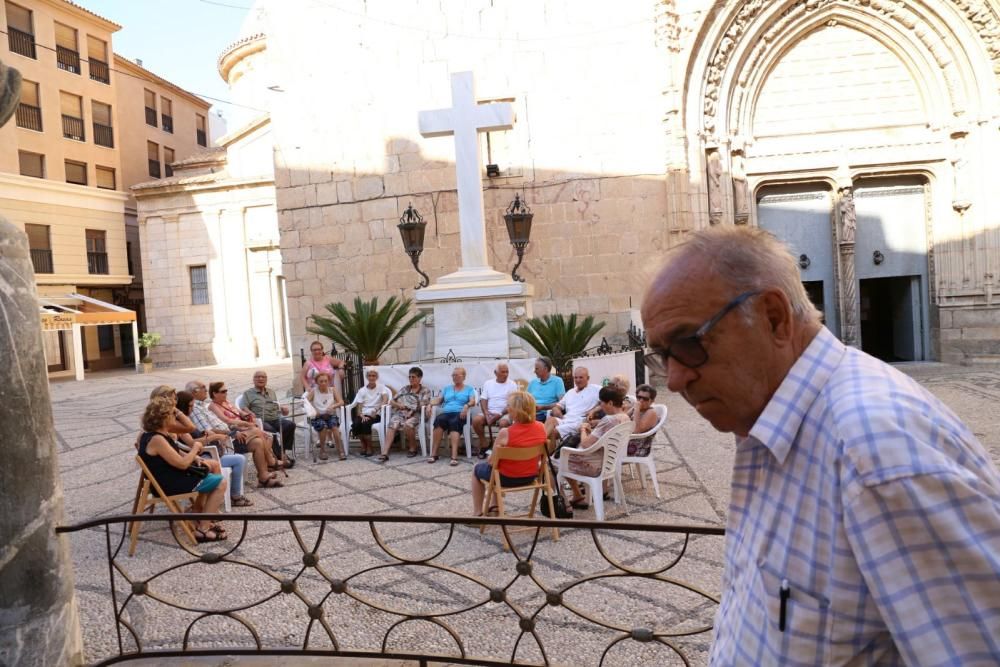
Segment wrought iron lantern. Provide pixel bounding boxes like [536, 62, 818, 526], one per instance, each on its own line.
[397, 203, 429, 289]
[503, 193, 533, 282]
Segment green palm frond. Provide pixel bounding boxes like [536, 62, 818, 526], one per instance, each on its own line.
[511, 314, 605, 372]
[306, 296, 425, 363]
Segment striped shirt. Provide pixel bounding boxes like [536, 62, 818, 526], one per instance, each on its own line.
[710, 327, 1000, 666]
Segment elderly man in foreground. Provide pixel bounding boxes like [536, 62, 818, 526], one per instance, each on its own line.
[641, 225, 1000, 665]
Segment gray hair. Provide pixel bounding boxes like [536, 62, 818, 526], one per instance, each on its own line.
[667, 226, 822, 325]
[184, 380, 203, 393]
[495, 362, 509, 373]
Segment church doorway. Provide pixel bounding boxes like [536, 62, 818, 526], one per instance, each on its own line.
[756, 184, 837, 333]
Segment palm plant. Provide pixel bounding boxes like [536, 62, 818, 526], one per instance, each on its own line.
[511, 314, 605, 378]
[306, 296, 425, 364]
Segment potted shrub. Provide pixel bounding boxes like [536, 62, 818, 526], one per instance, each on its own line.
[139, 332, 161, 374]
[306, 296, 426, 365]
[511, 314, 605, 389]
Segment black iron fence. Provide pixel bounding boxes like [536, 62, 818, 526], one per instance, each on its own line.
[162, 113, 173, 133]
[57, 45, 81, 74]
[570, 325, 648, 387]
[88, 251, 109, 275]
[145, 107, 157, 127]
[62, 114, 85, 141]
[57, 513, 723, 666]
[94, 122, 114, 148]
[16, 103, 42, 131]
[30, 248, 53, 274]
[300, 347, 364, 402]
[148, 159, 161, 179]
[90, 58, 110, 84]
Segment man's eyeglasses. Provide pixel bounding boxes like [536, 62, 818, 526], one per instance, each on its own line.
[644, 290, 761, 376]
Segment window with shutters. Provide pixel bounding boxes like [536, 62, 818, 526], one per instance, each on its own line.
[92, 100, 113, 147]
[96, 165, 115, 190]
[54, 22, 80, 74]
[86, 35, 109, 83]
[163, 147, 175, 177]
[18, 150, 44, 178]
[5, 2, 35, 58]
[147, 141, 160, 178]
[15, 79, 41, 130]
[65, 159, 87, 185]
[189, 265, 209, 305]
[144, 89, 157, 127]
[161, 97, 173, 133]
[85, 229, 108, 274]
[25, 224, 52, 274]
[60, 91, 84, 141]
[196, 113, 207, 146]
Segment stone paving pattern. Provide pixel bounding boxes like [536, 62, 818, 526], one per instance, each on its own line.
[51, 361, 1000, 666]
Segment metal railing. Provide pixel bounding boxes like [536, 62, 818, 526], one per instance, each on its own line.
[90, 58, 110, 84]
[196, 128, 207, 147]
[145, 107, 157, 127]
[57, 513, 723, 666]
[56, 45, 81, 74]
[570, 331, 647, 387]
[148, 159, 161, 179]
[94, 122, 114, 148]
[164, 163, 174, 177]
[8, 27, 36, 58]
[88, 251, 109, 275]
[62, 114, 85, 141]
[30, 248, 53, 274]
[16, 103, 42, 131]
[161, 114, 173, 133]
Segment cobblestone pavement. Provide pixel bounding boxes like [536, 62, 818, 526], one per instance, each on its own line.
[50, 361, 1000, 666]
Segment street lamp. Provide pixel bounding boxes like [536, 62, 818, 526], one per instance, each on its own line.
[397, 203, 429, 289]
[503, 193, 533, 282]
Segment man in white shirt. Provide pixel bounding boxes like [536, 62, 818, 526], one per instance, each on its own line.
[472, 362, 518, 455]
[544, 366, 600, 449]
[350, 369, 391, 456]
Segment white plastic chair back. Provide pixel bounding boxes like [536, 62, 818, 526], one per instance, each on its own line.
[599, 422, 637, 480]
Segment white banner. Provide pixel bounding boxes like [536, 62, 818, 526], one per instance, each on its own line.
[365, 358, 537, 394]
[572, 351, 638, 393]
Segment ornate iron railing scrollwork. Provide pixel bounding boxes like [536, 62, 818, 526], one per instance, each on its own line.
[59, 513, 724, 666]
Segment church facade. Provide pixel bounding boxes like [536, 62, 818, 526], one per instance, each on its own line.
[202, 0, 1000, 365]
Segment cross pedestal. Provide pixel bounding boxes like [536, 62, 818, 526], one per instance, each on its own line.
[414, 71, 534, 360]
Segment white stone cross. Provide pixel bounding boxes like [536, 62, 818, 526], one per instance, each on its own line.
[419, 71, 513, 284]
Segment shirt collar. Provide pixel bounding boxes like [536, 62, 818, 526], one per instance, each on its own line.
[747, 327, 845, 465]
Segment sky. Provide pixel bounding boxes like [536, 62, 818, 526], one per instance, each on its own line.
[80, 0, 253, 122]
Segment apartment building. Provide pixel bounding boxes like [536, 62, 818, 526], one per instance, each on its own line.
[0, 0, 212, 379]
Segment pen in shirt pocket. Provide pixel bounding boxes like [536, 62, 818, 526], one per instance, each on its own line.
[779, 578, 790, 632]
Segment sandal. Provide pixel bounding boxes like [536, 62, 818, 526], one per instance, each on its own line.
[338, 454, 347, 461]
[231, 496, 253, 508]
[406, 450, 418, 458]
[570, 498, 589, 510]
[449, 459, 459, 467]
[426, 456, 439, 464]
[258, 477, 284, 488]
[210, 522, 228, 540]
[375, 454, 389, 463]
[194, 527, 226, 543]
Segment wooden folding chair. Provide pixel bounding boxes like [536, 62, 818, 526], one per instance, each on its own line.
[479, 443, 559, 550]
[129, 456, 199, 556]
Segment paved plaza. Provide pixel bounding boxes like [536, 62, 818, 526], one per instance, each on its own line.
[52, 360, 1000, 665]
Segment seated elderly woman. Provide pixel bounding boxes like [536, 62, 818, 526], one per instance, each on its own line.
[208, 381, 284, 488]
[138, 397, 228, 542]
[470, 391, 547, 516]
[305, 371, 346, 461]
[378, 366, 431, 462]
[176, 390, 253, 507]
[428, 366, 476, 466]
[628, 384, 660, 457]
[585, 374, 634, 427]
[563, 386, 630, 509]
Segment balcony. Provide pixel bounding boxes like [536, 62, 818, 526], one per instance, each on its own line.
[144, 106, 157, 127]
[93, 122, 114, 148]
[148, 159, 161, 178]
[62, 115, 84, 141]
[30, 248, 53, 274]
[87, 251, 108, 275]
[16, 103, 42, 131]
[8, 27, 36, 59]
[165, 163, 174, 177]
[56, 46, 81, 74]
[89, 58, 110, 84]
[161, 113, 173, 133]
[197, 128, 207, 147]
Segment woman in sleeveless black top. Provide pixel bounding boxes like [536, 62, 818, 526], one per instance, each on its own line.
[139, 397, 228, 542]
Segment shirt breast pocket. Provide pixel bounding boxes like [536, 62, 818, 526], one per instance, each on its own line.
[752, 559, 831, 665]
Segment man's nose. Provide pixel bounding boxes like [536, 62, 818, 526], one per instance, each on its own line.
[664, 356, 697, 393]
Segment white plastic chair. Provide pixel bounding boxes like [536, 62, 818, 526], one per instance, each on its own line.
[618, 404, 668, 499]
[554, 421, 634, 521]
[341, 388, 391, 455]
[383, 400, 430, 457]
[429, 387, 478, 459]
[201, 444, 230, 513]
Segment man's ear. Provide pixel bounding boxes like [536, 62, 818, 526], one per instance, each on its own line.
[760, 290, 794, 344]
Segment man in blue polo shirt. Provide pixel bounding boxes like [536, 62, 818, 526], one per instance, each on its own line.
[526, 357, 565, 422]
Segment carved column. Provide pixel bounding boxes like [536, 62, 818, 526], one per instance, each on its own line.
[731, 143, 750, 225]
[706, 148, 724, 225]
[837, 186, 860, 348]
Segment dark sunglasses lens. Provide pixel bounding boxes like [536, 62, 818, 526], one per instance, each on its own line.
[671, 338, 707, 368]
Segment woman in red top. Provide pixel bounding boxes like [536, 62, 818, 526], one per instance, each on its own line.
[470, 391, 546, 516]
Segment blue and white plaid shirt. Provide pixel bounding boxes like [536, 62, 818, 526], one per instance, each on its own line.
[710, 327, 1000, 666]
